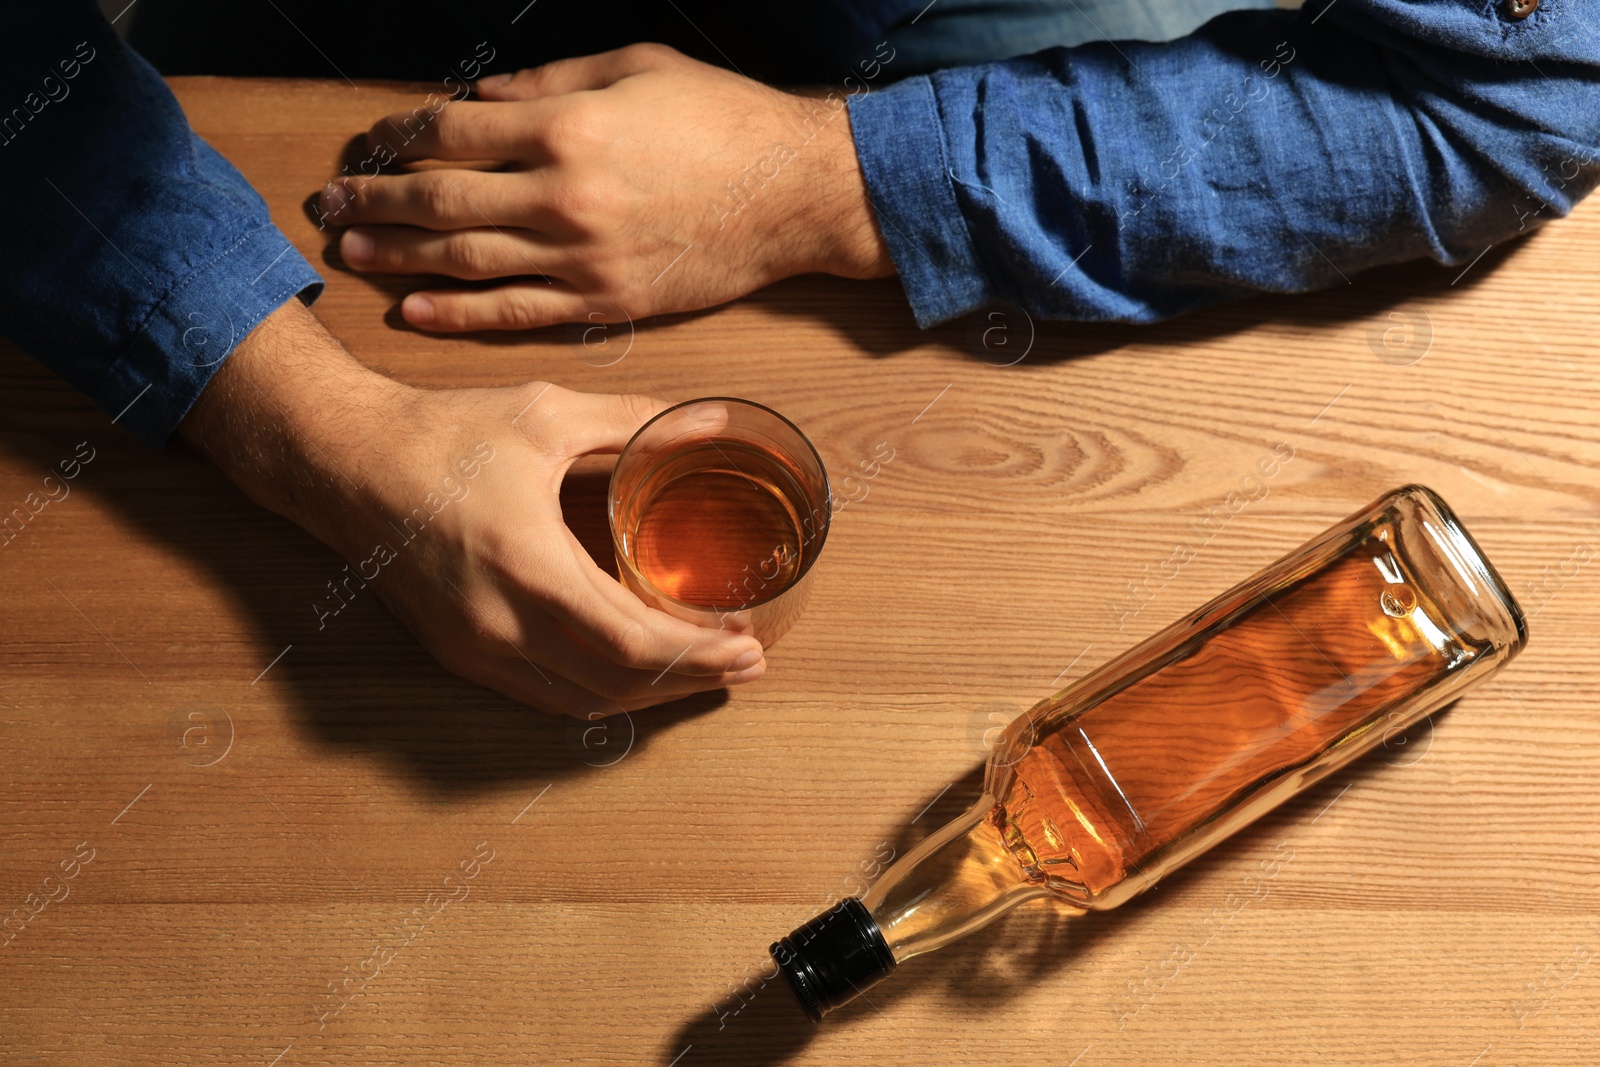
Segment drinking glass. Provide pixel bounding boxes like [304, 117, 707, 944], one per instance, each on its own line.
[609, 398, 830, 647]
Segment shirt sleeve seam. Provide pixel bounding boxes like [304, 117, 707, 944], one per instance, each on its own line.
[921, 75, 995, 304]
[98, 222, 297, 394]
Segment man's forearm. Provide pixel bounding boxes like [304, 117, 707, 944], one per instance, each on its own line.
[847, 1, 1600, 327]
[1, 3, 323, 448]
[178, 299, 410, 551]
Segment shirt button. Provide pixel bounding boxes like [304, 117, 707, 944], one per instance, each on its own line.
[1503, 0, 1538, 18]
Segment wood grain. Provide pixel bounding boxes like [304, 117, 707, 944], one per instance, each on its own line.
[1, 76, 1597, 1066]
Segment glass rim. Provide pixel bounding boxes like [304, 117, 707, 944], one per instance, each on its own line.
[607, 396, 832, 613]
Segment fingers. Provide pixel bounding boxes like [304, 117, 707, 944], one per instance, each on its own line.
[400, 279, 595, 331]
[368, 100, 553, 163]
[474, 44, 680, 101]
[465, 648, 623, 719]
[433, 550, 762, 716]
[339, 225, 565, 282]
[568, 563, 767, 679]
[319, 170, 547, 231]
[507, 536, 763, 680]
[507, 605, 764, 711]
[554, 587, 765, 687]
[472, 644, 751, 718]
[535, 392, 755, 666]
[468, 642, 752, 718]
[557, 524, 758, 646]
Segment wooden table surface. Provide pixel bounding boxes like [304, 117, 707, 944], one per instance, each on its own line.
[3, 76, 1598, 1066]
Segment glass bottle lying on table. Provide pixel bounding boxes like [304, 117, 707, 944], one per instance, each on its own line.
[771, 485, 1527, 1020]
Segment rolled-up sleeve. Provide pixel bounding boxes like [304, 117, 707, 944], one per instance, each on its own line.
[849, 0, 1600, 327]
[0, 1, 322, 447]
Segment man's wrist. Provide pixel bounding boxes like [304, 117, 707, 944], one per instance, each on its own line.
[777, 90, 895, 281]
[179, 299, 411, 552]
[823, 111, 895, 281]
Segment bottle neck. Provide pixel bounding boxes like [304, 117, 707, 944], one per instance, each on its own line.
[770, 795, 1055, 1021]
[861, 795, 1053, 964]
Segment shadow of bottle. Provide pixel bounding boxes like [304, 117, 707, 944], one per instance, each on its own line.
[659, 709, 1445, 1065]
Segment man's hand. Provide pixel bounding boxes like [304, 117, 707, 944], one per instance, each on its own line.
[180, 299, 766, 716]
[316, 43, 894, 332]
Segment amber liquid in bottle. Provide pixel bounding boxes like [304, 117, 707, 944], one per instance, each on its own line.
[772, 486, 1526, 1020]
[993, 535, 1486, 909]
[620, 441, 812, 608]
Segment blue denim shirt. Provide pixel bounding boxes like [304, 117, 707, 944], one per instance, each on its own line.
[850, 0, 1600, 326]
[2, 1, 1595, 452]
[0, 1, 322, 449]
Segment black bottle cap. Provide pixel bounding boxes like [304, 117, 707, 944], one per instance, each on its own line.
[769, 897, 897, 1022]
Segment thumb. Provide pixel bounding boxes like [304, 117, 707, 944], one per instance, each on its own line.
[554, 393, 737, 463]
[615, 398, 736, 468]
[552, 389, 672, 457]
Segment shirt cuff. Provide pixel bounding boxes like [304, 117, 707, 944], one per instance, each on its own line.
[93, 225, 323, 449]
[848, 75, 994, 327]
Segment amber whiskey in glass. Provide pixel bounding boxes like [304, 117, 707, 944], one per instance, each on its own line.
[609, 397, 831, 646]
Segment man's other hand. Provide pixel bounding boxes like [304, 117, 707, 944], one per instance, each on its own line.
[317, 44, 894, 332]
